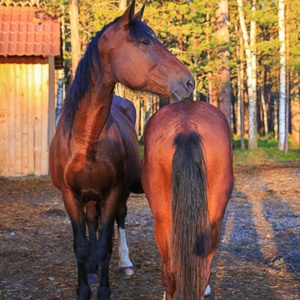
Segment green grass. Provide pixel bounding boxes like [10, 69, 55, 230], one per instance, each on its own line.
[232, 136, 300, 164]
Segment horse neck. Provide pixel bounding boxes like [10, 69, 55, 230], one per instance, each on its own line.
[71, 82, 115, 149]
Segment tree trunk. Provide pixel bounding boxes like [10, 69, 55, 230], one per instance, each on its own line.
[249, 0, 258, 148]
[119, 0, 127, 10]
[291, 71, 300, 145]
[69, 0, 81, 79]
[278, 0, 286, 151]
[285, 1, 290, 153]
[236, 26, 245, 150]
[261, 67, 268, 138]
[114, 1, 128, 98]
[206, 11, 213, 105]
[216, 0, 232, 129]
[236, 39, 241, 138]
[237, 0, 257, 149]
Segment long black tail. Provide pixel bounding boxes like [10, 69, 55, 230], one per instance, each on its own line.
[172, 132, 211, 300]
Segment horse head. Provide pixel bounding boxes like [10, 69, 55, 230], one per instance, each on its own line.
[98, 0, 195, 102]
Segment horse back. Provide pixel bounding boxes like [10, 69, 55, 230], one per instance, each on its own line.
[142, 100, 233, 215]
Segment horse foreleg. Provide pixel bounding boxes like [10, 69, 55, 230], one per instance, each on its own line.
[85, 201, 99, 284]
[63, 191, 91, 300]
[96, 216, 114, 300]
[116, 197, 133, 276]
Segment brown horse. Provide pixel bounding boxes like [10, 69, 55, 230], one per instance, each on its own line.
[49, 1, 194, 299]
[142, 101, 234, 300]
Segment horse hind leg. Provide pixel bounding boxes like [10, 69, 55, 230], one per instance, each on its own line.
[116, 195, 134, 276]
[203, 220, 224, 298]
[153, 217, 176, 300]
[205, 284, 212, 296]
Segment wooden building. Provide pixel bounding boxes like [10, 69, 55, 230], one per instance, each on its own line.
[0, 1, 61, 176]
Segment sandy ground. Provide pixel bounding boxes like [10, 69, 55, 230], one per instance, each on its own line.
[0, 162, 299, 299]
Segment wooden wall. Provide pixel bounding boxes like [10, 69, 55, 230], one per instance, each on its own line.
[0, 67, 162, 177]
[0, 60, 55, 177]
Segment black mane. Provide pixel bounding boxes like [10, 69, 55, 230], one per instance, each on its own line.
[62, 19, 119, 135]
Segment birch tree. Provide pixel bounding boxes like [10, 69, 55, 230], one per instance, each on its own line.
[236, 26, 246, 150]
[237, 0, 257, 149]
[119, 0, 127, 11]
[250, 0, 257, 147]
[278, 0, 287, 151]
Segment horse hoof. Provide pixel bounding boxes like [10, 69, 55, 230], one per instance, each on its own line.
[76, 285, 92, 300]
[119, 266, 134, 276]
[205, 284, 212, 296]
[88, 273, 98, 284]
[97, 286, 111, 300]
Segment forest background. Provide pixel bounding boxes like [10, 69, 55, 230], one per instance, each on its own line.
[40, 0, 300, 156]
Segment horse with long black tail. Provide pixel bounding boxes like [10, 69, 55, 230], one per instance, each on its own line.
[49, 1, 194, 299]
[142, 101, 234, 300]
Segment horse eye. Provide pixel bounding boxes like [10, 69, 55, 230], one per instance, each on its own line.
[141, 39, 151, 46]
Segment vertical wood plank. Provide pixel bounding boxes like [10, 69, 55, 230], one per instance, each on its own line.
[48, 56, 56, 173]
[33, 64, 42, 175]
[15, 64, 22, 175]
[27, 64, 35, 175]
[41, 63, 49, 175]
[8, 64, 16, 176]
[0, 64, 9, 176]
[22, 64, 29, 175]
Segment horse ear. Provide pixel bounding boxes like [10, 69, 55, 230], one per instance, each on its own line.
[135, 4, 145, 21]
[119, 0, 136, 26]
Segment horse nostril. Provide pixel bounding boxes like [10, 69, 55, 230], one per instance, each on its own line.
[186, 78, 195, 92]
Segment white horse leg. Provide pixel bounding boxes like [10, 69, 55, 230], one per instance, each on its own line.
[118, 227, 134, 276]
[163, 291, 166, 300]
[205, 284, 212, 296]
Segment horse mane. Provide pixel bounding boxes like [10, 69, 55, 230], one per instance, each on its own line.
[61, 16, 155, 137]
[62, 19, 120, 136]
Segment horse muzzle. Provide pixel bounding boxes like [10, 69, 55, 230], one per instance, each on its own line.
[171, 77, 195, 102]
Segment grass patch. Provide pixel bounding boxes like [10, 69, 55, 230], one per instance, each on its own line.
[233, 136, 300, 164]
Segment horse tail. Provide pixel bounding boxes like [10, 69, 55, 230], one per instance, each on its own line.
[171, 131, 211, 300]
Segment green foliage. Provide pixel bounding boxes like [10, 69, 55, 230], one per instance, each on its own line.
[37, 0, 300, 146]
[141, 0, 225, 94]
[38, 0, 300, 75]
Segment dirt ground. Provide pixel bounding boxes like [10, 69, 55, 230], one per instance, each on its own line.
[0, 162, 299, 300]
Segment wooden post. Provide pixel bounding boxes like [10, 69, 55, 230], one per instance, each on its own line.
[48, 56, 56, 150]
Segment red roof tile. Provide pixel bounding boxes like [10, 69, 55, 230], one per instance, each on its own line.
[0, 2, 60, 57]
